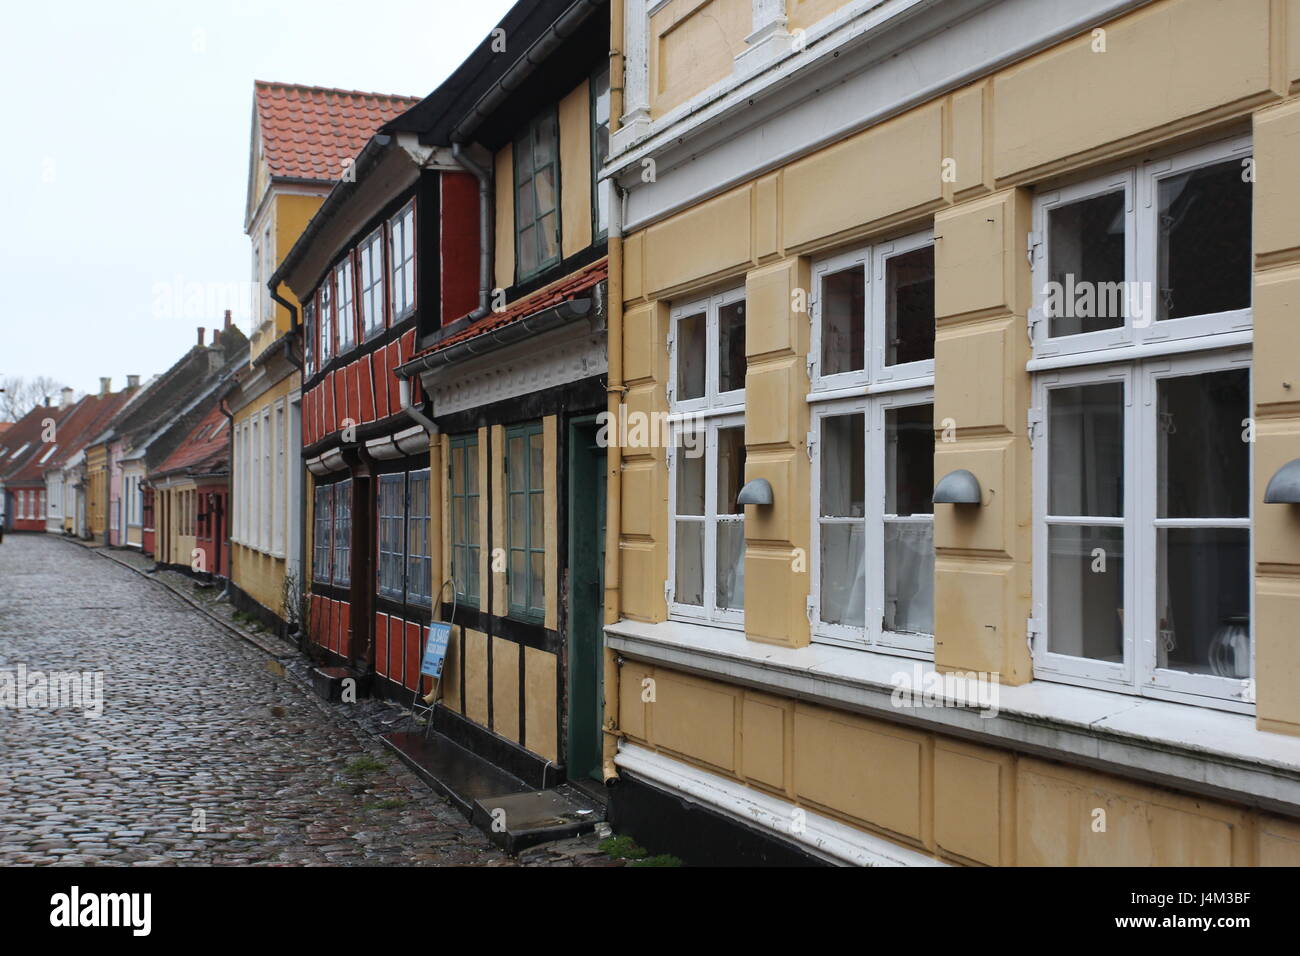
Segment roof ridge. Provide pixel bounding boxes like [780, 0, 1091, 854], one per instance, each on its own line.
[254, 79, 422, 102]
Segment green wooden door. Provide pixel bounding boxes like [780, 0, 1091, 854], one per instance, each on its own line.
[567, 418, 605, 781]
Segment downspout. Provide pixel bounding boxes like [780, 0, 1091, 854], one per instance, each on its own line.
[451, 142, 493, 324]
[271, 283, 310, 651]
[218, 396, 236, 602]
[602, 3, 627, 784]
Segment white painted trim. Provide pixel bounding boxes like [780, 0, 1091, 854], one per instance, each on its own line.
[614, 742, 946, 867]
[610, 0, 1153, 234]
[605, 616, 1300, 815]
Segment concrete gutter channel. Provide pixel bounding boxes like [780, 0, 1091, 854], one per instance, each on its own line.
[58, 537, 609, 861]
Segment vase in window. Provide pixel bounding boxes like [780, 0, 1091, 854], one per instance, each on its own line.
[1208, 615, 1250, 680]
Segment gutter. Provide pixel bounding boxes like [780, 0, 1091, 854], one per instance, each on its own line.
[395, 295, 595, 380]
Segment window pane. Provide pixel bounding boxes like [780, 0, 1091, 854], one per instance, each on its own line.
[530, 489, 543, 546]
[1047, 191, 1126, 336]
[884, 246, 934, 365]
[820, 522, 865, 627]
[674, 520, 704, 605]
[1048, 382, 1124, 517]
[820, 414, 864, 517]
[821, 265, 865, 375]
[451, 446, 464, 495]
[885, 404, 933, 516]
[517, 181, 535, 228]
[518, 225, 537, 276]
[716, 426, 746, 516]
[529, 431, 544, 489]
[535, 113, 556, 168]
[535, 166, 557, 216]
[676, 436, 705, 516]
[509, 494, 526, 547]
[537, 212, 558, 263]
[1047, 524, 1124, 662]
[529, 552, 545, 614]
[508, 436, 525, 491]
[883, 520, 933, 635]
[716, 521, 745, 610]
[677, 312, 705, 400]
[1157, 369, 1249, 519]
[1157, 160, 1251, 321]
[1156, 528, 1250, 678]
[510, 551, 526, 608]
[718, 299, 746, 393]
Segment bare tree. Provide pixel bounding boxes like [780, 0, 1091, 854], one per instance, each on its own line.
[0, 375, 68, 421]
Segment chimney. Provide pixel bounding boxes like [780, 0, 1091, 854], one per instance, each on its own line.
[212, 329, 221, 347]
[126, 374, 140, 389]
[197, 327, 206, 347]
[60, 387, 74, 409]
[224, 309, 233, 329]
[99, 377, 111, 396]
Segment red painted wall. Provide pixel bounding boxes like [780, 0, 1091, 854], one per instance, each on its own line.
[441, 170, 482, 325]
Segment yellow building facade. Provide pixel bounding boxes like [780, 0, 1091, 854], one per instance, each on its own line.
[601, 0, 1300, 865]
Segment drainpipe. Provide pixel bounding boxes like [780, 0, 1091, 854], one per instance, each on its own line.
[600, 0, 627, 786]
[451, 142, 493, 324]
[218, 396, 236, 603]
[270, 282, 310, 648]
[602, 189, 627, 785]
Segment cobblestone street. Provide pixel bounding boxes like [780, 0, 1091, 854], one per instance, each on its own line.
[0, 534, 516, 866]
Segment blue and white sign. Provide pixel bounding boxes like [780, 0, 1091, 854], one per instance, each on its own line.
[420, 622, 452, 679]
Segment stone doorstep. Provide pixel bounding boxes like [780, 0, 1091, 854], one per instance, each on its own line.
[380, 730, 604, 855]
[309, 666, 371, 702]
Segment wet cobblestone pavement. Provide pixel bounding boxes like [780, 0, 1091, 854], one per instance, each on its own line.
[0, 534, 518, 867]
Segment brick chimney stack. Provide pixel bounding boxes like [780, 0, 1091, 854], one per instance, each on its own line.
[99, 377, 111, 396]
[126, 375, 140, 389]
[224, 309, 232, 329]
[212, 329, 221, 347]
[60, 387, 74, 408]
[197, 327, 206, 347]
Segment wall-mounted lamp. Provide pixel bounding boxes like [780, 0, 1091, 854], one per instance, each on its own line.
[1264, 458, 1300, 504]
[933, 469, 982, 505]
[736, 478, 774, 506]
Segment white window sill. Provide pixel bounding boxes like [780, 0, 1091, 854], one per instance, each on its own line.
[605, 618, 1300, 816]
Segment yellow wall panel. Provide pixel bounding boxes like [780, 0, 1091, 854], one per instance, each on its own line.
[1252, 267, 1300, 409]
[783, 103, 944, 251]
[934, 190, 1020, 320]
[741, 694, 788, 791]
[743, 546, 810, 647]
[644, 186, 753, 295]
[559, 79, 594, 259]
[934, 741, 1011, 865]
[934, 557, 1024, 679]
[619, 659, 652, 741]
[1255, 574, 1300, 733]
[792, 706, 926, 843]
[1254, 99, 1300, 261]
[650, 0, 751, 117]
[492, 637, 521, 743]
[622, 302, 662, 384]
[934, 319, 1015, 432]
[464, 628, 489, 727]
[494, 145, 515, 290]
[993, 0, 1275, 181]
[619, 461, 662, 539]
[524, 646, 558, 762]
[1258, 815, 1300, 865]
[651, 671, 738, 772]
[787, 0, 854, 34]
[619, 540, 666, 622]
[949, 83, 988, 199]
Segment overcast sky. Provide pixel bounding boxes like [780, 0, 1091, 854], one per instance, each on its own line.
[0, 0, 515, 404]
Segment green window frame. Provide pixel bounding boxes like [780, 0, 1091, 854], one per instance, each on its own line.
[505, 422, 546, 622]
[448, 434, 480, 607]
[514, 108, 562, 282]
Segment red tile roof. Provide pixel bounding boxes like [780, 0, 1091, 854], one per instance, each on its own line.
[37, 390, 139, 476]
[418, 259, 610, 357]
[254, 81, 422, 182]
[151, 403, 231, 480]
[0, 405, 63, 486]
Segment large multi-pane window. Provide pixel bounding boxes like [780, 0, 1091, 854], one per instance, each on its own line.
[590, 64, 611, 239]
[515, 108, 561, 280]
[669, 289, 747, 625]
[312, 483, 333, 584]
[389, 201, 416, 320]
[376, 468, 433, 607]
[358, 228, 386, 340]
[506, 423, 546, 621]
[1030, 137, 1254, 709]
[334, 257, 355, 353]
[809, 229, 936, 653]
[331, 478, 351, 587]
[377, 474, 406, 601]
[448, 434, 481, 607]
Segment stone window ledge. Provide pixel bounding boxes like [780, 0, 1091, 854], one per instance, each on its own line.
[605, 618, 1300, 816]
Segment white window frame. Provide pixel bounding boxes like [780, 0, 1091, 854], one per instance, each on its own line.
[389, 201, 416, 321]
[260, 407, 272, 553]
[1030, 136, 1253, 361]
[809, 228, 935, 393]
[358, 228, 386, 341]
[809, 388, 936, 656]
[668, 287, 747, 414]
[666, 284, 748, 627]
[667, 412, 746, 628]
[1031, 349, 1254, 711]
[335, 256, 355, 354]
[273, 401, 286, 558]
